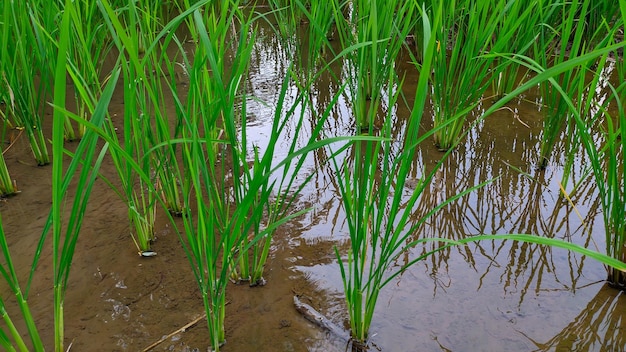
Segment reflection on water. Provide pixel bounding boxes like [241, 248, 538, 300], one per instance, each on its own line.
[241, 16, 626, 352]
[526, 286, 626, 351]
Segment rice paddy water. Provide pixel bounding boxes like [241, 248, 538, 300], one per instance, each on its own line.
[0, 0, 625, 351]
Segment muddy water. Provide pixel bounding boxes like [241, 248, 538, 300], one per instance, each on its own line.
[2, 19, 625, 352]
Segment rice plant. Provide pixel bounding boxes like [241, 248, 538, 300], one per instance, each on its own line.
[330, 5, 440, 344]
[66, 0, 113, 140]
[0, 111, 17, 196]
[479, 13, 626, 288]
[332, 0, 416, 131]
[97, 0, 187, 254]
[429, 0, 533, 151]
[0, 1, 121, 348]
[138, 1, 186, 216]
[174, 3, 256, 349]
[535, 0, 601, 170]
[46, 7, 125, 349]
[559, 33, 616, 192]
[573, 80, 626, 288]
[233, 63, 350, 286]
[0, 0, 53, 165]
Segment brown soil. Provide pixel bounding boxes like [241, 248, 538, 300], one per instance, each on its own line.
[0, 116, 334, 351]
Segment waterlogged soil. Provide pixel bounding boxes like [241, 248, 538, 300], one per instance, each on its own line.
[1, 128, 323, 352]
[3, 21, 626, 352]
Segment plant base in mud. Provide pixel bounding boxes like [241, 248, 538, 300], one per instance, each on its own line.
[249, 277, 267, 287]
[607, 268, 626, 291]
[207, 340, 226, 352]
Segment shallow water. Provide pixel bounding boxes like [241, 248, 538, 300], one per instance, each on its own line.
[1, 15, 625, 352]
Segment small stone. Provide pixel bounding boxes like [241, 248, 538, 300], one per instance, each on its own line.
[279, 319, 291, 328]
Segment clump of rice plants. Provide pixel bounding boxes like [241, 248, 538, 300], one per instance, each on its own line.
[330, 6, 440, 344]
[231, 65, 350, 286]
[332, 0, 416, 131]
[429, 0, 534, 151]
[171, 2, 368, 346]
[0, 1, 122, 349]
[534, 0, 610, 170]
[98, 0, 188, 254]
[528, 28, 626, 286]
[330, 2, 626, 346]
[0, 0, 54, 165]
[478, 5, 626, 288]
[573, 76, 626, 288]
[175, 2, 257, 349]
[66, 0, 114, 140]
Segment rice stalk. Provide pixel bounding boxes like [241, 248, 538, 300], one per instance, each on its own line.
[16, 0, 123, 348]
[1, 3, 125, 349]
[572, 78, 626, 287]
[0, 105, 17, 195]
[0, 152, 16, 196]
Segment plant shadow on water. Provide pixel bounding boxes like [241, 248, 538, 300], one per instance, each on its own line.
[1, 3, 625, 352]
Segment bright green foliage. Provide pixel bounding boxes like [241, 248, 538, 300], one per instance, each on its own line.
[331, 0, 416, 131]
[97, 0, 189, 253]
[177, 4, 255, 348]
[66, 0, 113, 140]
[0, 0, 625, 350]
[490, 0, 543, 98]
[535, 0, 609, 170]
[430, 0, 536, 151]
[331, 4, 440, 343]
[572, 78, 626, 287]
[0, 0, 54, 165]
[0, 0, 116, 348]
[0, 136, 16, 196]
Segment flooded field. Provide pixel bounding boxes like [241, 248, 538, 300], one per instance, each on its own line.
[1, 2, 625, 352]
